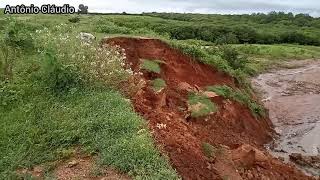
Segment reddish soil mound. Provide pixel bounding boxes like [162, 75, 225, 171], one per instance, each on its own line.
[103, 37, 313, 180]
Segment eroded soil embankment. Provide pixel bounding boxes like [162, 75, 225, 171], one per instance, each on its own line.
[253, 60, 320, 176]
[104, 37, 313, 180]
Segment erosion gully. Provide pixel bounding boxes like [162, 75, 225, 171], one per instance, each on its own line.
[252, 60, 320, 176]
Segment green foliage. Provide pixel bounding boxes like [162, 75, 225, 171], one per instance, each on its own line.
[0, 18, 178, 179]
[0, 39, 9, 80]
[169, 40, 207, 59]
[152, 78, 166, 92]
[233, 44, 320, 73]
[236, 44, 320, 60]
[220, 45, 248, 70]
[40, 50, 81, 93]
[187, 93, 218, 118]
[140, 59, 161, 73]
[35, 24, 131, 90]
[207, 85, 265, 118]
[168, 40, 255, 89]
[96, 21, 132, 34]
[3, 19, 34, 50]
[0, 18, 39, 80]
[0, 82, 23, 110]
[68, 16, 80, 23]
[215, 33, 239, 45]
[145, 12, 320, 46]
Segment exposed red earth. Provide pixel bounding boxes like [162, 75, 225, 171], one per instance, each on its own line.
[103, 37, 314, 180]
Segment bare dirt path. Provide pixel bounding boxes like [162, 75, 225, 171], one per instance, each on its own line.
[252, 60, 320, 176]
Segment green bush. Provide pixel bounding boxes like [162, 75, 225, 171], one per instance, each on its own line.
[169, 40, 206, 59]
[0, 82, 23, 110]
[220, 45, 248, 70]
[0, 18, 37, 80]
[3, 19, 34, 51]
[40, 50, 81, 93]
[215, 33, 239, 45]
[68, 16, 80, 23]
[0, 19, 8, 31]
[95, 21, 132, 34]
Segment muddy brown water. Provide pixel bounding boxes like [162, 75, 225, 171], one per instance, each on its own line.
[252, 60, 320, 176]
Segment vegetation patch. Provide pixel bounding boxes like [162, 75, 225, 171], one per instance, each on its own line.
[0, 88, 178, 179]
[140, 59, 161, 73]
[234, 44, 320, 72]
[202, 143, 216, 158]
[152, 78, 166, 92]
[207, 85, 265, 118]
[201, 143, 223, 159]
[0, 20, 178, 179]
[187, 93, 218, 118]
[68, 16, 80, 23]
[145, 12, 320, 46]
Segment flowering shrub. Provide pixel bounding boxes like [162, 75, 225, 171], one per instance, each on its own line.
[34, 24, 133, 91]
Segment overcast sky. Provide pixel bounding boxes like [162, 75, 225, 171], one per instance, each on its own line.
[1, 0, 320, 17]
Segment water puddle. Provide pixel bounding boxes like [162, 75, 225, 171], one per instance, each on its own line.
[252, 60, 320, 176]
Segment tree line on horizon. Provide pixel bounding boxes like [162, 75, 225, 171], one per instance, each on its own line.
[125, 12, 320, 46]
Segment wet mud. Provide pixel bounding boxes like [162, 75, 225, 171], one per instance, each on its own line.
[253, 60, 320, 176]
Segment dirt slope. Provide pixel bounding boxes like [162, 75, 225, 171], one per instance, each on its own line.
[103, 37, 314, 180]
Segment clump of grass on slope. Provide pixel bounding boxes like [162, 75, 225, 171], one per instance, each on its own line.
[0, 87, 178, 179]
[167, 40, 252, 87]
[168, 40, 207, 59]
[187, 93, 218, 118]
[140, 59, 161, 73]
[152, 78, 166, 92]
[202, 143, 215, 158]
[206, 85, 265, 118]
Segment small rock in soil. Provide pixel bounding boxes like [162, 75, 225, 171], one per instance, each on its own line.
[231, 144, 268, 168]
[67, 160, 79, 168]
[203, 91, 219, 98]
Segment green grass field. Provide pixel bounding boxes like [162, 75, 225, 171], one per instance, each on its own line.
[0, 87, 178, 179]
[233, 44, 320, 72]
